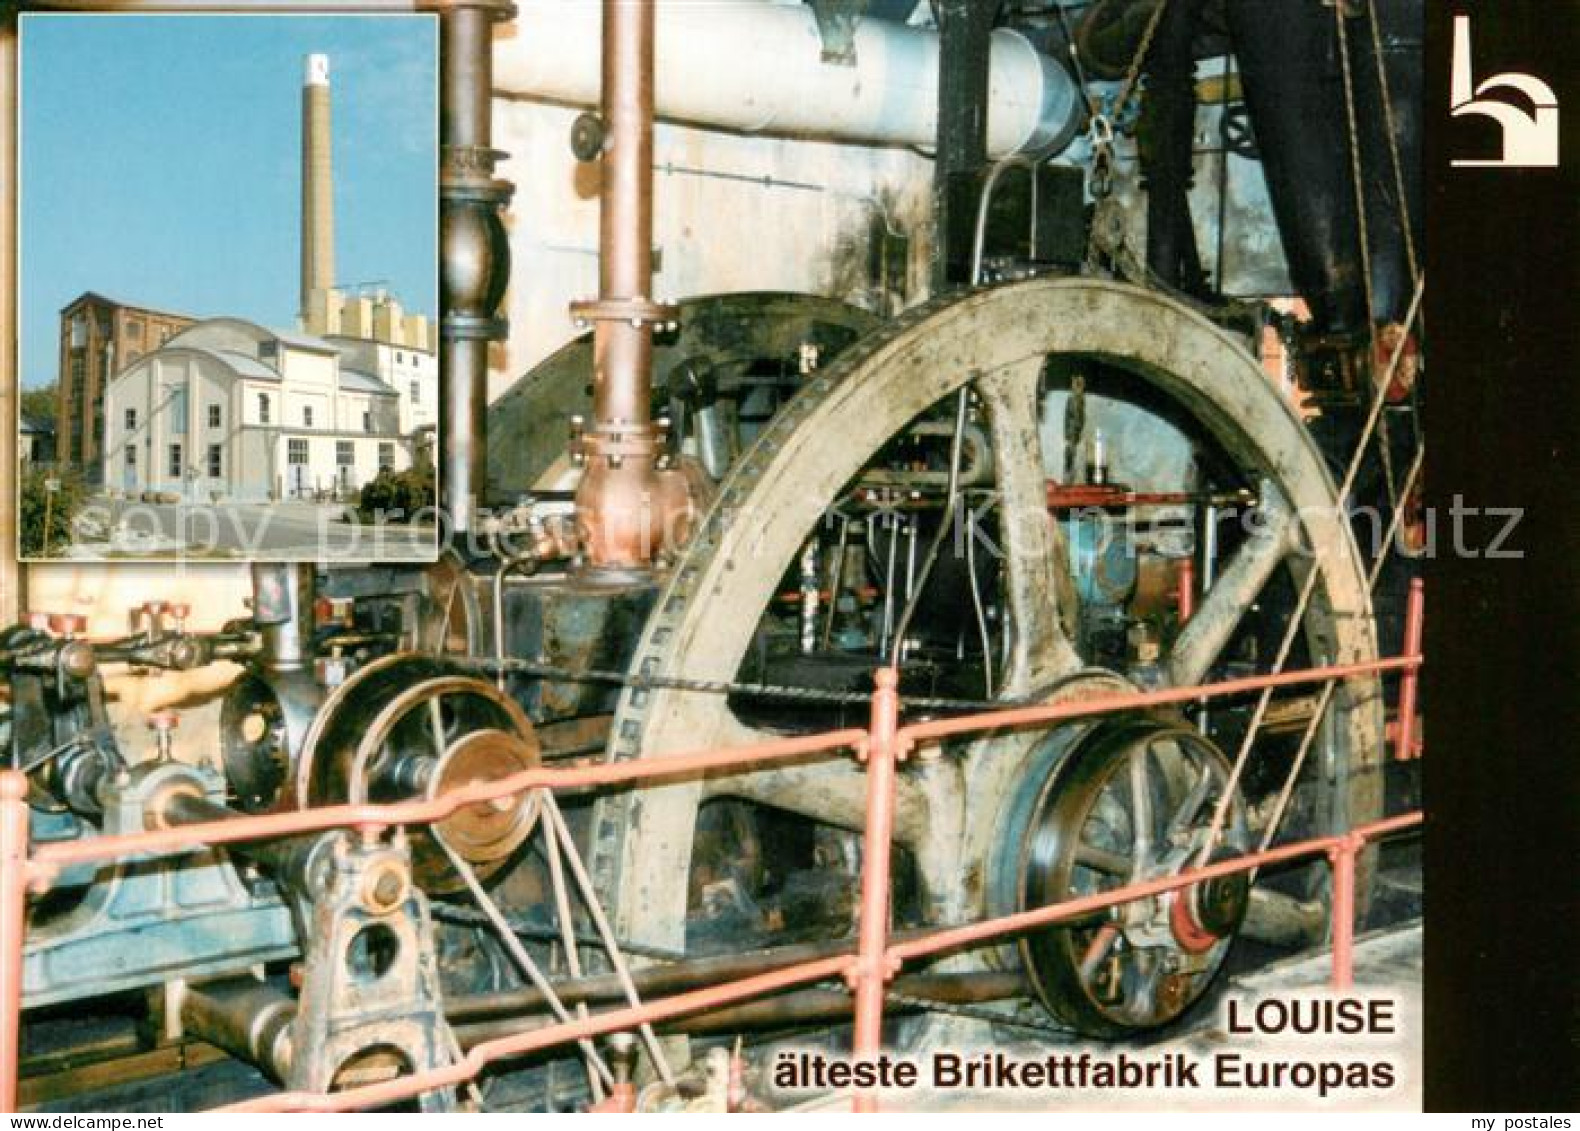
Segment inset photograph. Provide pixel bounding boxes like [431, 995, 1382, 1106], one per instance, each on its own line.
[18, 14, 438, 560]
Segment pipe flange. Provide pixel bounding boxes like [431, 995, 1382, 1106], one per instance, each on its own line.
[569, 297, 681, 331]
[423, 0, 516, 20]
[442, 314, 510, 342]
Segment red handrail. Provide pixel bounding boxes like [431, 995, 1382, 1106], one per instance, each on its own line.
[0, 581, 1426, 1114]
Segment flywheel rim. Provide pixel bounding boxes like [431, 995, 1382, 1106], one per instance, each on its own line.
[592, 278, 1383, 985]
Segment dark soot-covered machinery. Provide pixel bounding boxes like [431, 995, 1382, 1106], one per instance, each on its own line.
[5, 0, 1423, 1111]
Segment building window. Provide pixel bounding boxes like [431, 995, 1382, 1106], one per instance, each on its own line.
[378, 442, 395, 472]
[259, 394, 271, 424]
[303, 405, 314, 427]
[125, 319, 144, 341]
[169, 386, 187, 432]
[125, 445, 136, 468]
[208, 404, 222, 429]
[207, 444, 222, 478]
[395, 351, 403, 364]
[410, 380, 420, 404]
[259, 341, 278, 361]
[124, 408, 137, 432]
[168, 442, 183, 477]
[336, 440, 354, 467]
[287, 438, 308, 465]
[362, 411, 373, 433]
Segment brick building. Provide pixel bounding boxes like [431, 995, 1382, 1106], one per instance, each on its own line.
[55, 292, 195, 478]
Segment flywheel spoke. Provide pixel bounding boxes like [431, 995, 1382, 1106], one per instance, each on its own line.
[975, 359, 1083, 693]
[1166, 481, 1298, 687]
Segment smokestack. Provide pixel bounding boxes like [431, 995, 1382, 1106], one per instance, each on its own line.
[301, 53, 335, 318]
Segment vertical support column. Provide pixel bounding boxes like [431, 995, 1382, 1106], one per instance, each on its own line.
[1328, 834, 1361, 990]
[439, 0, 515, 537]
[0, 772, 30, 1113]
[0, 8, 22, 620]
[850, 668, 901, 1113]
[1395, 577, 1424, 762]
[931, 0, 993, 290]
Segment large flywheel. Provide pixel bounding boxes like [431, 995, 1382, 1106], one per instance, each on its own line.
[591, 277, 1382, 1037]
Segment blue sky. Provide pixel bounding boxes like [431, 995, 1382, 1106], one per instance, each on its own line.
[19, 14, 437, 387]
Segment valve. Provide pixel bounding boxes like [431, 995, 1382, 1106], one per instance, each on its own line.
[148, 711, 180, 762]
[49, 613, 86, 639]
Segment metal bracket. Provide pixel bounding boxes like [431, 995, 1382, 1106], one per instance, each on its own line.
[809, 0, 869, 66]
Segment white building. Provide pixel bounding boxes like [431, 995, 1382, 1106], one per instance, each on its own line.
[102, 318, 432, 502]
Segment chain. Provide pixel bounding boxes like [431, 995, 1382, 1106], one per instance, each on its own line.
[1084, 0, 1171, 203]
[466, 656, 1031, 715]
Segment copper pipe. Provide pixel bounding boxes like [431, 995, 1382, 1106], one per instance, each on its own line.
[1328, 834, 1362, 989]
[1395, 578, 1424, 762]
[573, 0, 694, 569]
[596, 0, 655, 429]
[850, 668, 900, 1113]
[0, 774, 27, 1112]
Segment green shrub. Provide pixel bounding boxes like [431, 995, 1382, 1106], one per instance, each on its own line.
[357, 464, 436, 523]
[20, 466, 86, 557]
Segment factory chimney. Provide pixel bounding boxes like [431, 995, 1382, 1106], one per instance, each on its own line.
[300, 53, 335, 318]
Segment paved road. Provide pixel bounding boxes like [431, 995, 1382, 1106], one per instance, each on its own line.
[71, 497, 438, 560]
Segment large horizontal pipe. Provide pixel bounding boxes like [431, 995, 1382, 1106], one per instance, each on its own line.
[455, 971, 1027, 1048]
[496, 1, 1083, 158]
[447, 933, 890, 1024]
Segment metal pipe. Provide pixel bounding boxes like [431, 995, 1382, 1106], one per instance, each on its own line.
[454, 972, 1026, 1047]
[250, 563, 315, 672]
[597, 0, 654, 430]
[1328, 835, 1361, 989]
[0, 774, 27, 1113]
[180, 979, 295, 1082]
[450, 935, 871, 1023]
[850, 668, 900, 1113]
[572, 0, 690, 570]
[439, 0, 513, 534]
[496, 3, 1081, 160]
[1395, 578, 1424, 762]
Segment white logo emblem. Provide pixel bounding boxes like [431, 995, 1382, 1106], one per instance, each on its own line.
[1452, 14, 1560, 168]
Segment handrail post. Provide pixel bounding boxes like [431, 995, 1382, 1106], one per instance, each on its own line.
[849, 668, 902, 1113]
[0, 771, 29, 1112]
[1327, 833, 1363, 990]
[1395, 578, 1424, 761]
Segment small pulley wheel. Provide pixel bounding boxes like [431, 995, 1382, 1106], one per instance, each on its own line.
[295, 654, 541, 894]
